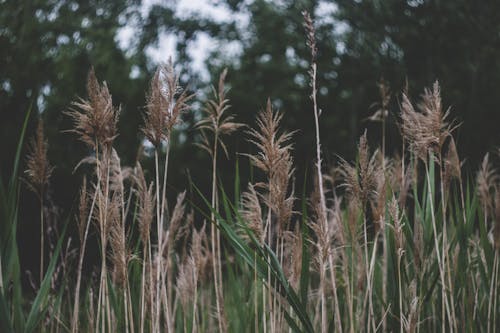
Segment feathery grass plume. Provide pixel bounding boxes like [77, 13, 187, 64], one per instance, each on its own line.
[247, 98, 296, 246]
[166, 191, 187, 256]
[247, 99, 295, 207]
[25, 119, 53, 199]
[240, 183, 264, 244]
[142, 59, 193, 148]
[192, 224, 210, 282]
[196, 68, 244, 157]
[371, 151, 387, 232]
[339, 131, 381, 208]
[443, 137, 461, 198]
[477, 153, 498, 218]
[133, 163, 155, 245]
[282, 227, 303, 291]
[77, 176, 88, 241]
[109, 205, 128, 287]
[400, 81, 455, 160]
[389, 196, 405, 253]
[67, 68, 119, 151]
[176, 256, 197, 312]
[388, 153, 412, 208]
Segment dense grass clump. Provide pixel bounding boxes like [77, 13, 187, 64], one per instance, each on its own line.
[2, 12, 500, 333]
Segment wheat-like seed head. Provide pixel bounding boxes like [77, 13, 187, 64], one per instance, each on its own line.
[67, 68, 119, 151]
[77, 176, 88, 241]
[142, 59, 193, 148]
[282, 227, 303, 291]
[240, 183, 264, 244]
[133, 162, 155, 245]
[477, 153, 498, 218]
[25, 119, 53, 199]
[400, 81, 457, 161]
[247, 99, 296, 238]
[388, 153, 413, 208]
[389, 196, 405, 256]
[109, 211, 128, 287]
[443, 137, 461, 197]
[166, 191, 187, 256]
[339, 131, 381, 208]
[176, 256, 197, 310]
[196, 68, 244, 158]
[302, 11, 317, 61]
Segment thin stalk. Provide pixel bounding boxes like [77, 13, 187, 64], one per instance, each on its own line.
[487, 251, 498, 333]
[362, 217, 375, 333]
[310, 59, 329, 333]
[263, 270, 267, 333]
[319, 259, 327, 333]
[439, 155, 457, 331]
[254, 253, 259, 333]
[424, 160, 452, 330]
[382, 227, 388, 333]
[140, 243, 148, 333]
[192, 276, 198, 333]
[160, 137, 173, 332]
[39, 196, 44, 284]
[341, 244, 354, 333]
[127, 280, 134, 333]
[328, 252, 343, 332]
[149, 238, 154, 332]
[397, 254, 403, 333]
[71, 183, 99, 333]
[154, 150, 162, 332]
[266, 205, 274, 333]
[123, 286, 129, 333]
[210, 132, 225, 333]
[493, 252, 499, 333]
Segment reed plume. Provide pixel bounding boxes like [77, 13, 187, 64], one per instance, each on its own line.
[67, 68, 119, 151]
[400, 81, 456, 160]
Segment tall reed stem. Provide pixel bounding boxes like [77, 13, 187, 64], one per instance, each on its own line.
[154, 150, 162, 332]
[39, 197, 44, 284]
[71, 184, 99, 333]
[424, 159, 452, 329]
[210, 132, 226, 333]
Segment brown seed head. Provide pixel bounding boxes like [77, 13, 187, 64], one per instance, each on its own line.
[400, 81, 456, 160]
[133, 163, 155, 244]
[25, 119, 53, 199]
[142, 59, 193, 148]
[477, 153, 498, 217]
[67, 68, 119, 151]
[240, 184, 264, 244]
[196, 68, 244, 158]
[302, 11, 317, 61]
